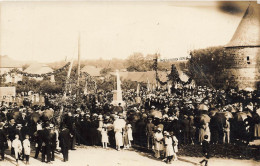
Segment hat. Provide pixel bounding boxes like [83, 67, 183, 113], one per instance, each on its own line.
[163, 114, 169, 119]
[151, 106, 155, 109]
[98, 115, 103, 120]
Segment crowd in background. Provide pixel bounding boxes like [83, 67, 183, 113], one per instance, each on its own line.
[0, 85, 260, 165]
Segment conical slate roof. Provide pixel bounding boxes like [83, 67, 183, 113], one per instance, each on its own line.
[225, 2, 260, 47]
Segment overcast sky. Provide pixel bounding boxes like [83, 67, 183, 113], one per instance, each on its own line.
[0, 1, 249, 63]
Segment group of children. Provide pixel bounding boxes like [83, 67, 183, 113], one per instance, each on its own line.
[154, 128, 179, 164]
[12, 134, 31, 165]
[100, 123, 133, 149]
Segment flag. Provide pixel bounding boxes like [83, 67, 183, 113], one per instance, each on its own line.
[83, 80, 88, 95]
[147, 78, 150, 92]
[136, 83, 140, 95]
[167, 82, 172, 94]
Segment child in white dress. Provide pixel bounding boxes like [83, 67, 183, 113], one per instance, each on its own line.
[170, 131, 178, 161]
[101, 124, 109, 149]
[127, 124, 133, 147]
[12, 134, 22, 166]
[164, 132, 174, 164]
[23, 134, 31, 165]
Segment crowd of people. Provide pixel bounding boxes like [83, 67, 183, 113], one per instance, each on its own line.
[0, 85, 260, 165]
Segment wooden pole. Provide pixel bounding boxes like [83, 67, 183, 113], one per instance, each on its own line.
[77, 34, 81, 104]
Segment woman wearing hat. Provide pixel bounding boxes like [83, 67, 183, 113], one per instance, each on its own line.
[154, 127, 164, 159]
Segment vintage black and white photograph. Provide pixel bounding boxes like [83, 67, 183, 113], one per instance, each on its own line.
[0, 0, 259, 166]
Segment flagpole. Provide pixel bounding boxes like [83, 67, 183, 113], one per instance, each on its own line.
[77, 33, 81, 104]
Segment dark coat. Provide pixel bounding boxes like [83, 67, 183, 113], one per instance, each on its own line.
[0, 129, 8, 148]
[59, 128, 71, 149]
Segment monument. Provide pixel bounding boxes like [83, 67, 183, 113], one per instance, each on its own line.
[111, 70, 125, 106]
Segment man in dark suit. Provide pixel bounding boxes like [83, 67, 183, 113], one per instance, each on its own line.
[59, 124, 71, 162]
[49, 124, 57, 161]
[0, 122, 8, 161]
[41, 124, 52, 163]
[181, 115, 190, 145]
[7, 119, 16, 155]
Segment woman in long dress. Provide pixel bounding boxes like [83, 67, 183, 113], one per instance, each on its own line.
[154, 128, 164, 159]
[113, 115, 125, 151]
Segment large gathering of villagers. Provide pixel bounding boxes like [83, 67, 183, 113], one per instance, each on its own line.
[0, 85, 260, 165]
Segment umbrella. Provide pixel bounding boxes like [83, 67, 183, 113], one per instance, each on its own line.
[198, 104, 209, 111]
[199, 114, 210, 124]
[235, 112, 247, 121]
[224, 111, 233, 119]
[256, 108, 260, 116]
[151, 110, 162, 119]
[31, 112, 41, 123]
[244, 87, 254, 92]
[43, 108, 54, 120]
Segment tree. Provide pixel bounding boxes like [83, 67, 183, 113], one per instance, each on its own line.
[125, 53, 146, 71]
[100, 68, 113, 76]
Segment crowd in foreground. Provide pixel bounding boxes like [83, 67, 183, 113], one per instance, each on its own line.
[0, 85, 260, 166]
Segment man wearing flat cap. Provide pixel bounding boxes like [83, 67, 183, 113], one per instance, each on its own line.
[146, 117, 154, 150]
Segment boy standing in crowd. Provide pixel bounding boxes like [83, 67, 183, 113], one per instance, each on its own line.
[199, 135, 210, 166]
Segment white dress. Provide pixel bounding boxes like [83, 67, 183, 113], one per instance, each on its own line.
[101, 128, 109, 143]
[154, 132, 164, 151]
[164, 137, 174, 157]
[12, 139, 22, 159]
[113, 119, 125, 147]
[115, 131, 123, 146]
[172, 136, 178, 153]
[127, 128, 133, 141]
[23, 139, 31, 155]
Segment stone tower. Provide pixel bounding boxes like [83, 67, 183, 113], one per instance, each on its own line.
[224, 2, 260, 90]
